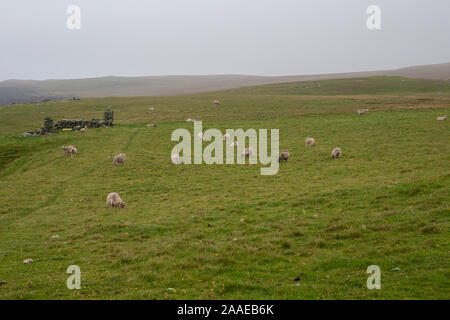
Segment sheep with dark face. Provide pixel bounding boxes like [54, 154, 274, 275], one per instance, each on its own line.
[437, 115, 447, 121]
[331, 147, 342, 159]
[278, 150, 290, 162]
[113, 153, 126, 166]
[305, 137, 315, 147]
[213, 100, 221, 105]
[106, 192, 126, 209]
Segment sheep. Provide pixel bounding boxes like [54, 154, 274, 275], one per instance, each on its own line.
[230, 141, 238, 147]
[241, 147, 253, 158]
[171, 154, 181, 165]
[106, 192, 126, 209]
[305, 137, 315, 147]
[113, 153, 126, 166]
[331, 147, 342, 159]
[437, 115, 447, 121]
[62, 146, 71, 155]
[148, 107, 154, 111]
[213, 100, 221, 105]
[62, 145, 77, 157]
[146, 123, 157, 127]
[186, 118, 195, 122]
[278, 150, 290, 162]
[357, 109, 369, 115]
[223, 133, 230, 141]
[71, 146, 77, 156]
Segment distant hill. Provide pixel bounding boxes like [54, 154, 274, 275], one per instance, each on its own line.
[225, 76, 450, 96]
[1, 62, 449, 105]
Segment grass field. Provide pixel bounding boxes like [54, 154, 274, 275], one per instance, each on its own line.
[0, 76, 449, 299]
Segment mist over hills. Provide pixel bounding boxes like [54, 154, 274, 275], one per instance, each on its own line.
[1, 62, 449, 105]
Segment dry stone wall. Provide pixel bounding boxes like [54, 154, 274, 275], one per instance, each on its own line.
[24, 109, 114, 136]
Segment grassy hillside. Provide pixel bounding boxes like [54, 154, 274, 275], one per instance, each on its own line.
[225, 76, 450, 96]
[0, 77, 449, 299]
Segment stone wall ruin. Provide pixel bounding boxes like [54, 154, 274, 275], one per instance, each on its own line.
[24, 109, 114, 136]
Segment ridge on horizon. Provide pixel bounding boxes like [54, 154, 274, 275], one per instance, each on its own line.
[0, 62, 449, 105]
[2, 62, 449, 83]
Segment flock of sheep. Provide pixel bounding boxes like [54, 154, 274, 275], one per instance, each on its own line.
[61, 102, 446, 211]
[61, 145, 127, 209]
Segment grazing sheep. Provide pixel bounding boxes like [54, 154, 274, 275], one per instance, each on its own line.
[62, 146, 71, 155]
[241, 147, 253, 157]
[186, 118, 195, 122]
[213, 100, 221, 105]
[305, 137, 315, 147]
[357, 109, 369, 115]
[146, 123, 157, 127]
[278, 150, 290, 162]
[113, 153, 126, 166]
[230, 141, 238, 147]
[223, 133, 230, 141]
[148, 107, 154, 111]
[106, 192, 126, 209]
[62, 145, 77, 157]
[171, 154, 181, 165]
[437, 115, 447, 121]
[331, 147, 342, 159]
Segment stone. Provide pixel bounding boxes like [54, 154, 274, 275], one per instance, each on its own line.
[104, 109, 114, 125]
[43, 117, 54, 133]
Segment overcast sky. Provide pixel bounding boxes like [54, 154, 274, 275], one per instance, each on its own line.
[0, 0, 449, 81]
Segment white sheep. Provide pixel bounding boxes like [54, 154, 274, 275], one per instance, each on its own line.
[113, 153, 126, 166]
[213, 100, 221, 105]
[278, 150, 290, 162]
[223, 133, 230, 141]
[106, 192, 126, 209]
[357, 109, 369, 115]
[331, 147, 342, 159]
[305, 137, 315, 147]
[230, 141, 239, 147]
[62, 145, 77, 157]
[171, 154, 181, 165]
[437, 115, 447, 121]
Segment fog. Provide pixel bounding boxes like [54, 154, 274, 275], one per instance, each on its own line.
[0, 0, 449, 80]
